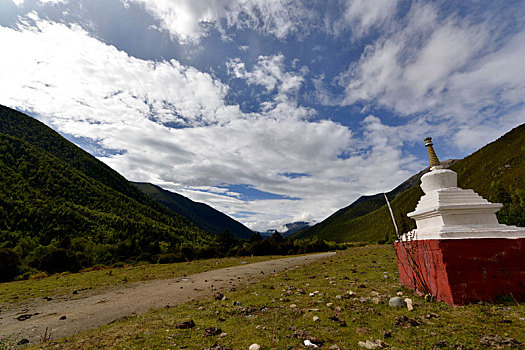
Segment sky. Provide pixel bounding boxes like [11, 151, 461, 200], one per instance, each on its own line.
[1, 0, 524, 232]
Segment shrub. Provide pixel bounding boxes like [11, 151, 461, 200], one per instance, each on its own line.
[34, 248, 81, 274]
[0, 248, 21, 282]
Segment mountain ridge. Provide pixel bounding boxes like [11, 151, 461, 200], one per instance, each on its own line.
[133, 182, 253, 239]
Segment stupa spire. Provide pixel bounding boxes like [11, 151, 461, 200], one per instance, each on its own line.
[424, 137, 440, 168]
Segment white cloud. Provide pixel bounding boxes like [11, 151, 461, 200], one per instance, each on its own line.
[0, 12, 437, 231]
[327, 0, 398, 39]
[129, 0, 313, 42]
[338, 2, 525, 152]
[228, 54, 306, 101]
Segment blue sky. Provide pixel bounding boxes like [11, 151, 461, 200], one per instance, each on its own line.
[1, 0, 524, 231]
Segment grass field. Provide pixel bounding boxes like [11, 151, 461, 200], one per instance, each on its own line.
[0, 255, 282, 306]
[9, 244, 523, 350]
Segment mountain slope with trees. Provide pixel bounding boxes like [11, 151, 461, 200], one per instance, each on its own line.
[0, 106, 214, 281]
[293, 124, 525, 242]
[133, 182, 253, 239]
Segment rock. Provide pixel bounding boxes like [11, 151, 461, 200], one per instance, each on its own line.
[233, 301, 242, 306]
[372, 297, 381, 304]
[313, 316, 319, 322]
[479, 335, 522, 348]
[389, 297, 407, 307]
[355, 327, 371, 335]
[248, 344, 261, 350]
[175, 320, 196, 329]
[203, 327, 222, 336]
[394, 315, 421, 327]
[383, 330, 392, 338]
[215, 293, 224, 300]
[329, 345, 341, 350]
[72, 289, 78, 294]
[326, 302, 333, 307]
[16, 314, 33, 321]
[219, 332, 228, 338]
[370, 291, 379, 296]
[358, 340, 379, 349]
[59, 315, 67, 320]
[304, 339, 319, 348]
[396, 291, 403, 296]
[404, 298, 413, 311]
[290, 303, 297, 308]
[17, 339, 30, 346]
[43, 296, 52, 301]
[376, 339, 388, 348]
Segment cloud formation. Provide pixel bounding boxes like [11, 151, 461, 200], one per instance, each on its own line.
[339, 2, 525, 150]
[1, 1, 524, 231]
[129, 0, 313, 42]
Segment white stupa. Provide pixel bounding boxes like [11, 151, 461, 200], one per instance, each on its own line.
[407, 137, 525, 240]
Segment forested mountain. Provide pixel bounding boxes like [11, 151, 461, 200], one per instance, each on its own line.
[133, 182, 253, 239]
[0, 105, 213, 280]
[293, 124, 525, 242]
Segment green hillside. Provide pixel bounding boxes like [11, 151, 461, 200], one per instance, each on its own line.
[133, 182, 253, 239]
[0, 106, 213, 280]
[294, 124, 525, 242]
[0, 106, 150, 205]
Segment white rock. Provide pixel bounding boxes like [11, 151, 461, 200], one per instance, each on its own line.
[249, 344, 261, 350]
[389, 296, 407, 307]
[290, 303, 297, 308]
[326, 302, 333, 307]
[405, 298, 414, 311]
[304, 339, 318, 348]
[396, 291, 403, 296]
[219, 332, 228, 338]
[358, 340, 379, 349]
[313, 316, 319, 322]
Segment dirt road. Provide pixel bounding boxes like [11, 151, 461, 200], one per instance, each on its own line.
[0, 252, 336, 346]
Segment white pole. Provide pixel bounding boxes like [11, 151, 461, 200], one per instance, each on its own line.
[384, 193, 399, 237]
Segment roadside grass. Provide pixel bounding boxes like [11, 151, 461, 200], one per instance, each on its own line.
[33, 245, 525, 349]
[0, 255, 283, 306]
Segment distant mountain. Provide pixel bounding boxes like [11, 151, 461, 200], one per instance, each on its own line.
[293, 124, 525, 242]
[133, 182, 253, 239]
[279, 221, 311, 237]
[0, 105, 212, 277]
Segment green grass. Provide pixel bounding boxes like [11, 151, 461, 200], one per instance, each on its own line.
[0, 255, 282, 305]
[26, 245, 525, 349]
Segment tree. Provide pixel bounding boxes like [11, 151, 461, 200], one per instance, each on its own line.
[0, 248, 21, 281]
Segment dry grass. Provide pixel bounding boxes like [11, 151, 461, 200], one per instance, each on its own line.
[20, 245, 524, 349]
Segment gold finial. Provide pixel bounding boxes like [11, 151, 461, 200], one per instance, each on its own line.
[424, 137, 440, 168]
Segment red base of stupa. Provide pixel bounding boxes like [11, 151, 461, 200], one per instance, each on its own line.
[394, 238, 525, 305]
